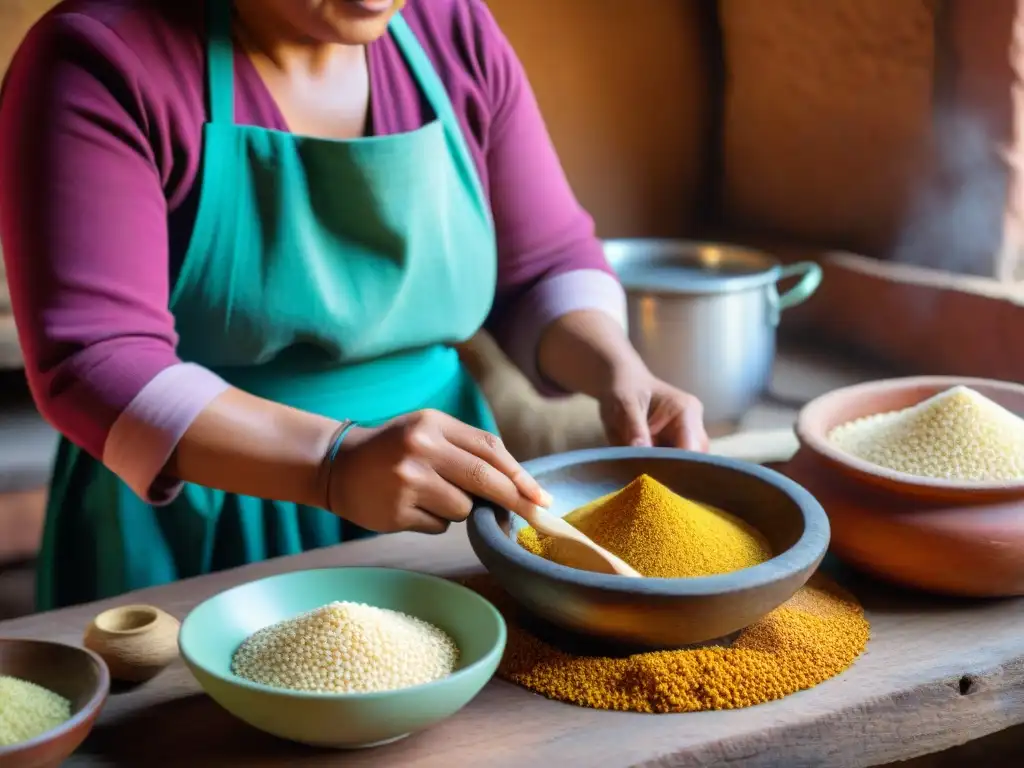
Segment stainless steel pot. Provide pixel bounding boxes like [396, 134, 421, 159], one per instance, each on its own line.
[604, 239, 822, 424]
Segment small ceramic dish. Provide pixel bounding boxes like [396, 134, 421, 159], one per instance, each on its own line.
[0, 638, 110, 768]
[178, 567, 505, 749]
[467, 447, 830, 649]
[796, 375, 1024, 503]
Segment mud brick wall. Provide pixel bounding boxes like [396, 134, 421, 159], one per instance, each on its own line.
[0, 1, 57, 79]
[716, 0, 1024, 377]
[718, 0, 936, 260]
[945, 0, 1024, 281]
[487, 0, 717, 238]
[719, 0, 1024, 283]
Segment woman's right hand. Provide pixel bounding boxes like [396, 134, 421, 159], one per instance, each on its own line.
[326, 410, 551, 534]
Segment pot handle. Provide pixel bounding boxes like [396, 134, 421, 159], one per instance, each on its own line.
[776, 261, 823, 311]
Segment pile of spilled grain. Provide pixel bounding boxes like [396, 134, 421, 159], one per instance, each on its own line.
[231, 602, 459, 694]
[828, 385, 1024, 482]
[518, 474, 771, 578]
[496, 473, 869, 712]
[466, 573, 869, 713]
[0, 675, 72, 746]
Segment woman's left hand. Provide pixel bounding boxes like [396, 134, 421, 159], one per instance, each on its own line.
[597, 369, 709, 452]
[535, 309, 709, 451]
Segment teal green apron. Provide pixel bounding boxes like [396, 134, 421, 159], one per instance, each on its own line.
[36, 2, 498, 611]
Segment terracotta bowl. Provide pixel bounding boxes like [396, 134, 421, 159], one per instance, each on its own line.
[0, 638, 110, 768]
[796, 375, 1024, 503]
[785, 449, 1024, 597]
[792, 375, 1024, 597]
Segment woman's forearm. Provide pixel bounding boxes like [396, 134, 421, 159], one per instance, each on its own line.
[536, 309, 648, 398]
[165, 387, 342, 508]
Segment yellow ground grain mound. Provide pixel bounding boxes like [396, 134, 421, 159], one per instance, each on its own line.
[518, 474, 771, 578]
[497, 474, 869, 711]
[828, 385, 1024, 482]
[0, 675, 72, 746]
[467, 574, 870, 713]
[231, 601, 459, 694]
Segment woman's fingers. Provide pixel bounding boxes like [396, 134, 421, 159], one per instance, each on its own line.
[392, 454, 473, 524]
[677, 398, 708, 452]
[687, 413, 710, 452]
[403, 508, 452, 535]
[648, 391, 708, 452]
[617, 398, 653, 448]
[412, 471, 475, 522]
[436, 416, 552, 507]
[430, 441, 527, 512]
[599, 390, 653, 448]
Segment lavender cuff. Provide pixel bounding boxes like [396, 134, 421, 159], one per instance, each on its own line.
[496, 268, 627, 396]
[102, 363, 230, 505]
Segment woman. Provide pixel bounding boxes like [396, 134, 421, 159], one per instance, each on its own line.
[0, 0, 708, 611]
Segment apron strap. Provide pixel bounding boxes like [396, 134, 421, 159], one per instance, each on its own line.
[387, 14, 456, 131]
[205, 0, 236, 125]
[388, 13, 490, 211]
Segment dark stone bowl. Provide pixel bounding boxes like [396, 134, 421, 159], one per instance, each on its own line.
[467, 447, 830, 649]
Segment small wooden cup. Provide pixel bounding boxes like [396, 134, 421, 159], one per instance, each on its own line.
[83, 604, 180, 683]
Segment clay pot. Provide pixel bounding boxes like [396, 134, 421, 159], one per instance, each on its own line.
[83, 604, 180, 683]
[785, 449, 1024, 597]
[791, 375, 1024, 597]
[796, 375, 1024, 503]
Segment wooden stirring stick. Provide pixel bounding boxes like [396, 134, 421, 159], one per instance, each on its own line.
[514, 500, 642, 578]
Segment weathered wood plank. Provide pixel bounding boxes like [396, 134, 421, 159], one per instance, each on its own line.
[1, 522, 1021, 767]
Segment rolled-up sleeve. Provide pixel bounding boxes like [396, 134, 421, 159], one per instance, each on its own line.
[0, 15, 226, 503]
[472, 2, 627, 395]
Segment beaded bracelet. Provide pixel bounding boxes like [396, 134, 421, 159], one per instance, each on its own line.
[323, 419, 358, 513]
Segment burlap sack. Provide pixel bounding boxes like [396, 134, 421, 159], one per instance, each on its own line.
[457, 333, 606, 461]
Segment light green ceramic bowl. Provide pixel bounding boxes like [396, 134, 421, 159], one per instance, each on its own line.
[178, 567, 506, 749]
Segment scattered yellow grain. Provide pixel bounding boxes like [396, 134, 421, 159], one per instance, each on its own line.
[495, 473, 868, 711]
[0, 675, 72, 746]
[518, 474, 770, 578]
[466, 574, 869, 713]
[828, 385, 1024, 482]
[231, 601, 459, 694]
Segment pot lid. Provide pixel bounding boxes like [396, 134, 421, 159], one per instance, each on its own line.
[605, 239, 781, 295]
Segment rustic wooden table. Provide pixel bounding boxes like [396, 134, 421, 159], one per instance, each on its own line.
[1, 525, 1023, 767]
